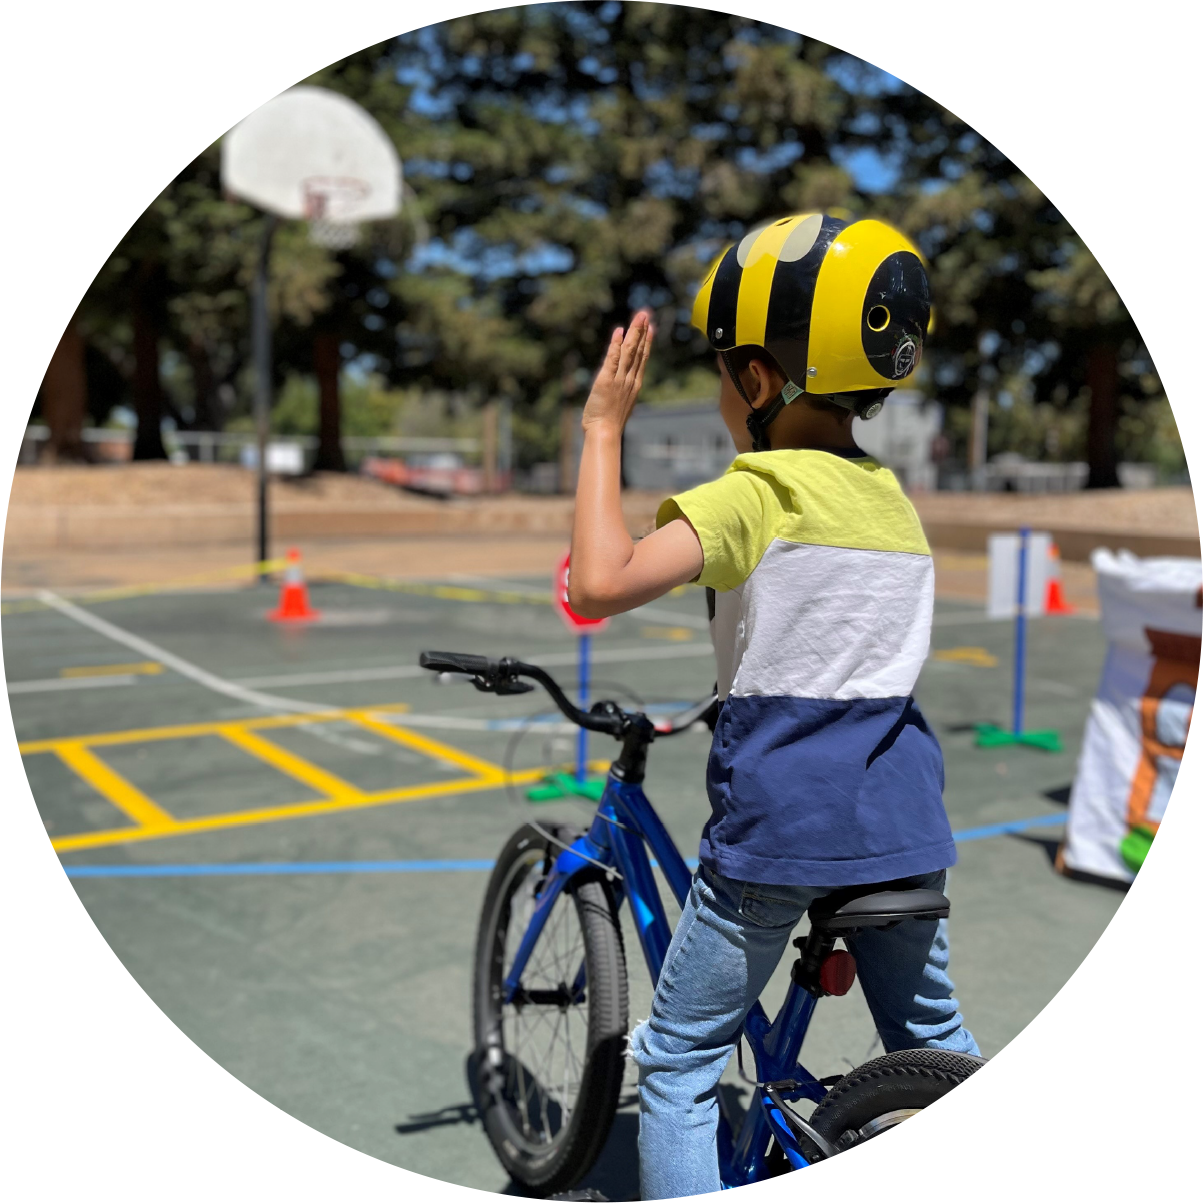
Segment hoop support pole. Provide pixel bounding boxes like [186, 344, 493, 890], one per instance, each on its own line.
[252, 215, 278, 574]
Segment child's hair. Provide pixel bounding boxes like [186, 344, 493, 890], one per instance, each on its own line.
[724, 345, 852, 421]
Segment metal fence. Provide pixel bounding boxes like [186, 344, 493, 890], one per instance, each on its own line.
[20, 425, 481, 470]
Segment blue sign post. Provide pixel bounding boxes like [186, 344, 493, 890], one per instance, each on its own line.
[528, 552, 609, 802]
[1012, 526, 1029, 738]
[576, 632, 591, 783]
[975, 526, 1062, 752]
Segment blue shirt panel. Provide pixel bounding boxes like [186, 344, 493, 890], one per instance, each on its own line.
[701, 694, 956, 887]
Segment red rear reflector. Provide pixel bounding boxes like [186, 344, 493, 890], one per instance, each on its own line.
[819, 950, 857, 996]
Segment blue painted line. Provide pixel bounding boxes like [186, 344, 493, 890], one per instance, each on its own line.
[62, 816, 1064, 879]
[952, 812, 1065, 843]
[64, 859, 497, 879]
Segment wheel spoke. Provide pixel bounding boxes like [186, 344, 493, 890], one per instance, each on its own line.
[494, 854, 593, 1147]
[480, 827, 626, 1177]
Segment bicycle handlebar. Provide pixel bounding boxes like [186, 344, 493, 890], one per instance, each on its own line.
[417, 650, 496, 678]
[418, 649, 717, 741]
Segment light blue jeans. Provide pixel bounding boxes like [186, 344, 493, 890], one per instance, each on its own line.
[629, 866, 979, 1199]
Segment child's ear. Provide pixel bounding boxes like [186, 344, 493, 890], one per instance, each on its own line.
[747, 358, 786, 407]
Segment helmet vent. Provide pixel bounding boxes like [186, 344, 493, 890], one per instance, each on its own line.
[867, 305, 891, 332]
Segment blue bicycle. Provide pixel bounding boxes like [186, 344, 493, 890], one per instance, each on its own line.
[419, 650, 984, 1196]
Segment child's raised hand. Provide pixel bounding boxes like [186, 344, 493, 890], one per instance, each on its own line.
[581, 309, 654, 434]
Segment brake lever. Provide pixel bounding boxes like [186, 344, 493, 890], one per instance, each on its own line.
[493, 679, 535, 695]
[468, 673, 534, 695]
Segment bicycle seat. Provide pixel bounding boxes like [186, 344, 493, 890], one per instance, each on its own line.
[807, 882, 950, 935]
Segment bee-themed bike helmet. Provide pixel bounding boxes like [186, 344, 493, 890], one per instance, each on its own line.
[691, 213, 931, 450]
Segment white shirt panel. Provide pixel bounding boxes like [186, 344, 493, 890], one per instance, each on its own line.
[725, 539, 933, 701]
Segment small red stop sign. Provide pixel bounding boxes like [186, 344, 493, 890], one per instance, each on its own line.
[552, 550, 609, 635]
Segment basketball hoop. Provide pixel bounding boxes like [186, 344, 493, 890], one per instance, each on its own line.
[302, 176, 369, 249]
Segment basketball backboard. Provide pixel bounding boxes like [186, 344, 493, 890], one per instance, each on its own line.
[221, 85, 401, 229]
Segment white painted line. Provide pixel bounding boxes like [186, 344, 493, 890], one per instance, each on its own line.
[1029, 677, 1081, 698]
[931, 608, 1097, 626]
[931, 611, 1000, 627]
[632, 604, 711, 631]
[542, 642, 714, 668]
[36, 590, 327, 714]
[366, 701, 705, 735]
[233, 640, 716, 690]
[234, 664, 429, 688]
[8, 674, 139, 694]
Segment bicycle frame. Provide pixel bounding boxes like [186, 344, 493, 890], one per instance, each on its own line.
[501, 768, 827, 1185]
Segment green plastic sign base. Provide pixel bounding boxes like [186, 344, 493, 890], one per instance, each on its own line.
[1120, 825, 1155, 875]
[527, 772, 607, 803]
[974, 723, 1063, 753]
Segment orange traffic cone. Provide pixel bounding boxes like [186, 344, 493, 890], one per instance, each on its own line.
[1044, 542, 1075, 615]
[268, 548, 320, 623]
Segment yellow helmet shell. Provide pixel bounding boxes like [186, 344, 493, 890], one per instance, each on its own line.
[690, 214, 931, 393]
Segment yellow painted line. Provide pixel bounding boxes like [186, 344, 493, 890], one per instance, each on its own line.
[933, 647, 999, 668]
[641, 625, 694, 642]
[60, 661, 163, 678]
[17, 704, 412, 755]
[1, 559, 288, 614]
[349, 710, 508, 779]
[53, 742, 177, 831]
[3, 567, 696, 617]
[1, 598, 51, 615]
[50, 766, 554, 853]
[320, 571, 552, 607]
[218, 725, 364, 800]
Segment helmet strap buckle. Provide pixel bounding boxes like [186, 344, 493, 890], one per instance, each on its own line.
[744, 392, 788, 453]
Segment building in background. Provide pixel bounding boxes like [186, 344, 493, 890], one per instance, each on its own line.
[620, 390, 943, 493]
[621, 405, 733, 492]
[851, 389, 942, 492]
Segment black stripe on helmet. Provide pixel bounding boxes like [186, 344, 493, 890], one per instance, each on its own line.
[706, 244, 743, 350]
[762, 214, 848, 385]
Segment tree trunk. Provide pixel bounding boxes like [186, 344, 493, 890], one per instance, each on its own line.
[558, 351, 581, 495]
[1085, 342, 1120, 489]
[41, 322, 91, 462]
[187, 338, 222, 431]
[312, 330, 345, 472]
[968, 388, 990, 489]
[131, 279, 167, 461]
[481, 401, 498, 493]
[559, 404, 580, 494]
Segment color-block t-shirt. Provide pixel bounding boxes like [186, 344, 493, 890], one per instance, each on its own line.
[657, 448, 955, 887]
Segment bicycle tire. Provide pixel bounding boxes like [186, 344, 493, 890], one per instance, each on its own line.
[805, 1048, 986, 1157]
[473, 822, 629, 1195]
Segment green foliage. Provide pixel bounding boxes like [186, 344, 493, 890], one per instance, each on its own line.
[1119, 396, 1188, 479]
[70, 1, 1175, 478]
[255, 372, 432, 440]
[266, 376, 319, 436]
[641, 365, 720, 407]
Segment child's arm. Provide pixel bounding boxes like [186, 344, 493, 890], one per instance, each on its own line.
[568, 311, 704, 619]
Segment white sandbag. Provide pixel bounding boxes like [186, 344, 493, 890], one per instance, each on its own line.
[1060, 549, 1200, 883]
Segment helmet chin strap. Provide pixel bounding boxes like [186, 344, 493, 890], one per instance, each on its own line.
[723, 350, 794, 453]
[722, 353, 891, 449]
[744, 393, 788, 453]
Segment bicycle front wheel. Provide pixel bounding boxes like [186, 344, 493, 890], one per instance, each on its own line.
[472, 822, 629, 1194]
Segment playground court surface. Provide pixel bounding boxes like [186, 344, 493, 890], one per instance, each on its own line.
[4, 571, 1124, 1196]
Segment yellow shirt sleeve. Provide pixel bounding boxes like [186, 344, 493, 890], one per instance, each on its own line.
[656, 466, 784, 591]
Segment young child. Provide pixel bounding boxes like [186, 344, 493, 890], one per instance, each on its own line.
[567, 213, 979, 1199]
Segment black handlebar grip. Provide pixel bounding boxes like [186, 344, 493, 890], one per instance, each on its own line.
[418, 650, 494, 676]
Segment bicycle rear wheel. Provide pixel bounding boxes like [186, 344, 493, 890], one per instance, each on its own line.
[473, 822, 629, 1194]
[806, 1048, 985, 1157]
